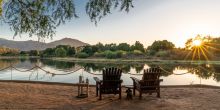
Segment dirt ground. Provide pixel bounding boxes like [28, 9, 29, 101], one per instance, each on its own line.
[0, 82, 219, 110]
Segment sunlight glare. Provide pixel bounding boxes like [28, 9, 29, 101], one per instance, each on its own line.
[192, 39, 202, 47]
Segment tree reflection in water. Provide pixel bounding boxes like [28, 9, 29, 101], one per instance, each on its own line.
[1, 59, 220, 82]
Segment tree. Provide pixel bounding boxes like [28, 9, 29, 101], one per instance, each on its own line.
[131, 41, 145, 52]
[117, 43, 130, 51]
[55, 47, 67, 57]
[67, 47, 76, 56]
[104, 43, 117, 51]
[29, 50, 39, 56]
[148, 40, 175, 52]
[81, 46, 94, 56]
[94, 42, 105, 52]
[42, 48, 55, 57]
[0, 0, 134, 39]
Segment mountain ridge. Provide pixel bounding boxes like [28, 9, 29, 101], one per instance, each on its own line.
[0, 38, 88, 51]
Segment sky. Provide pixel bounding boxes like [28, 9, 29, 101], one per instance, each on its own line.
[1, 0, 220, 47]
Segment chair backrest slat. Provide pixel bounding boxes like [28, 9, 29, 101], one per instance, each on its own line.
[141, 68, 161, 86]
[102, 67, 122, 90]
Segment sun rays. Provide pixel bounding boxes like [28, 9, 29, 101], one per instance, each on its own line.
[184, 35, 220, 62]
[192, 39, 202, 47]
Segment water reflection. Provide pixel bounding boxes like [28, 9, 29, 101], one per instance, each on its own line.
[0, 58, 220, 85]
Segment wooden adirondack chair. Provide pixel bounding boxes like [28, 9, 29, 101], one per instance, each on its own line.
[94, 67, 123, 100]
[130, 67, 163, 99]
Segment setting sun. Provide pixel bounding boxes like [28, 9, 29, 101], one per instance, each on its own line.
[192, 39, 202, 47]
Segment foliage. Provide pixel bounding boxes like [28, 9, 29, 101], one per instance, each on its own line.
[147, 50, 157, 56]
[0, 46, 19, 56]
[55, 47, 67, 57]
[56, 45, 76, 56]
[131, 41, 145, 52]
[0, 0, 134, 39]
[67, 47, 76, 56]
[104, 50, 126, 59]
[117, 43, 130, 51]
[94, 42, 105, 52]
[94, 52, 105, 57]
[155, 50, 170, 58]
[20, 51, 28, 56]
[132, 50, 143, 55]
[75, 52, 89, 58]
[81, 46, 95, 56]
[86, 0, 134, 24]
[210, 37, 220, 56]
[28, 50, 39, 56]
[104, 43, 117, 51]
[147, 40, 175, 52]
[41, 48, 55, 57]
[105, 51, 118, 59]
[40, 45, 75, 57]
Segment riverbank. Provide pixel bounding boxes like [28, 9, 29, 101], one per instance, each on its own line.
[45, 57, 220, 64]
[0, 82, 219, 110]
[1, 56, 220, 64]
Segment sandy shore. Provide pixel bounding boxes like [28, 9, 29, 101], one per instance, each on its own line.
[0, 82, 219, 110]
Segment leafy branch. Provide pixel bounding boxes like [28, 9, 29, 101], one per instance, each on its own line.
[0, 0, 134, 40]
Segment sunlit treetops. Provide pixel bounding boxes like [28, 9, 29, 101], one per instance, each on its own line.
[0, 46, 19, 55]
[184, 35, 220, 61]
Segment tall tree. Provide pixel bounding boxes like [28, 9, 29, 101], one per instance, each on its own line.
[131, 41, 145, 52]
[117, 43, 130, 51]
[148, 40, 175, 51]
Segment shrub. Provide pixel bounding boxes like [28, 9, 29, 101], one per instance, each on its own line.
[132, 50, 143, 55]
[155, 50, 170, 57]
[55, 47, 67, 57]
[75, 52, 89, 58]
[115, 50, 126, 58]
[103, 50, 117, 59]
[94, 52, 105, 57]
[106, 52, 117, 59]
[147, 50, 157, 56]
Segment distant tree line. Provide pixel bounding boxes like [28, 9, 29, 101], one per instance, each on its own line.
[2, 35, 220, 60]
[17, 40, 175, 59]
[20, 45, 76, 57]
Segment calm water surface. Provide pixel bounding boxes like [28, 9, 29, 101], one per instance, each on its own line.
[0, 58, 220, 86]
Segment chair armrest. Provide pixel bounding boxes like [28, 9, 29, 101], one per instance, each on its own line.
[93, 77, 102, 84]
[130, 77, 141, 87]
[159, 79, 163, 82]
[130, 77, 140, 82]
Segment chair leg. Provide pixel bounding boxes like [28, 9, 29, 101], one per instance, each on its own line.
[119, 84, 121, 99]
[139, 91, 142, 99]
[99, 93, 102, 100]
[133, 87, 136, 96]
[133, 82, 136, 96]
[157, 91, 160, 98]
[96, 83, 98, 97]
[99, 86, 102, 100]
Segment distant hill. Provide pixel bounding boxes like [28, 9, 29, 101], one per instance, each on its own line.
[0, 38, 88, 51]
